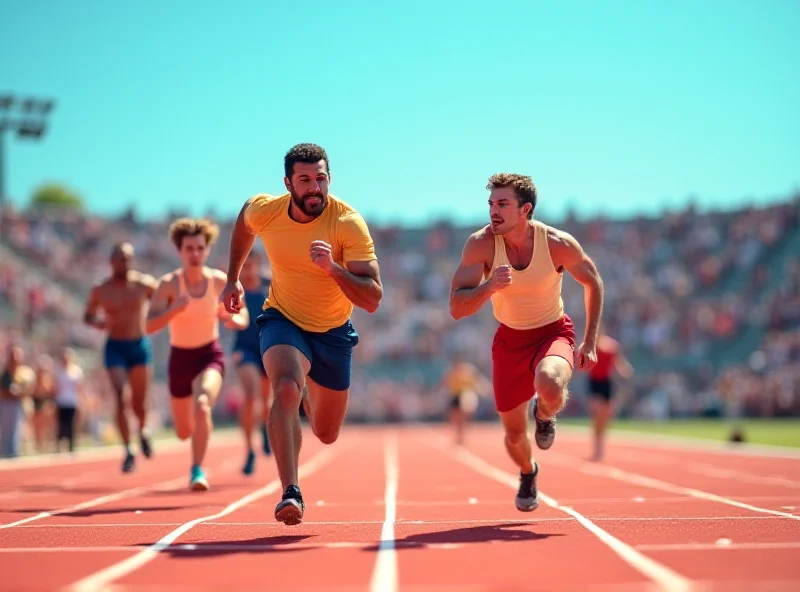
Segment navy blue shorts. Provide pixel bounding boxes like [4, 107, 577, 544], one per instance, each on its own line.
[234, 346, 267, 376]
[256, 308, 359, 392]
[104, 337, 152, 370]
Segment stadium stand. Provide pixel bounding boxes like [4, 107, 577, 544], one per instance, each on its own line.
[0, 193, 798, 454]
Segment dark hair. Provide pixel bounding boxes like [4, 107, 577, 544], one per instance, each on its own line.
[487, 173, 538, 219]
[284, 143, 329, 179]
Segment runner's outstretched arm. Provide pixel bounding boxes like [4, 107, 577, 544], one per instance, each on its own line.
[227, 198, 258, 284]
[449, 233, 502, 320]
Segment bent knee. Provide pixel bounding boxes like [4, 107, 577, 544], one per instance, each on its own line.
[313, 426, 340, 445]
[534, 361, 570, 397]
[272, 377, 303, 409]
[175, 425, 193, 440]
[505, 429, 528, 446]
[195, 394, 211, 414]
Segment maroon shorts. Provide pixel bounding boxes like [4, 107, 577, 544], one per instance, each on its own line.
[168, 340, 226, 399]
[491, 315, 576, 413]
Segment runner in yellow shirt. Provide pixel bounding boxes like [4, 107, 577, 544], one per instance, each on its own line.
[221, 143, 383, 525]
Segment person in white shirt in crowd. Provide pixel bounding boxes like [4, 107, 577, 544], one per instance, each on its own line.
[53, 347, 85, 453]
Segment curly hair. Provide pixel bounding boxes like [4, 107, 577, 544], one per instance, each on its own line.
[487, 173, 538, 219]
[168, 217, 220, 249]
[284, 143, 329, 178]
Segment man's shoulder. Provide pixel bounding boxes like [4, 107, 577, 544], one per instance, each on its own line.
[466, 224, 495, 249]
[330, 194, 366, 221]
[131, 271, 158, 289]
[249, 192, 289, 206]
[460, 225, 495, 262]
[156, 269, 180, 288]
[245, 193, 289, 229]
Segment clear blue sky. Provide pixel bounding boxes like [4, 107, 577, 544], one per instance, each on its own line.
[2, 0, 798, 227]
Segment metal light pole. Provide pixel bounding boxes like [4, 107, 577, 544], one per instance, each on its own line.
[0, 94, 56, 210]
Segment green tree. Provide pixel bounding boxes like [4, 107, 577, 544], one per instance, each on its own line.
[29, 183, 83, 211]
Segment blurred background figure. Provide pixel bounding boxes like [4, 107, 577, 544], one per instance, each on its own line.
[53, 347, 85, 454]
[585, 332, 634, 461]
[0, 345, 34, 457]
[29, 353, 56, 453]
[440, 353, 492, 446]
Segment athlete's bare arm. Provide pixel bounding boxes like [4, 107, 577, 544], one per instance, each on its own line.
[212, 269, 249, 329]
[138, 273, 159, 300]
[614, 349, 634, 379]
[221, 199, 258, 313]
[145, 274, 187, 334]
[227, 199, 258, 283]
[548, 227, 604, 366]
[449, 229, 507, 320]
[83, 283, 107, 331]
[327, 258, 383, 314]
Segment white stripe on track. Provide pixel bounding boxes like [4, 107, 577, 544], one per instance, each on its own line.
[430, 440, 695, 592]
[370, 433, 399, 592]
[65, 445, 340, 592]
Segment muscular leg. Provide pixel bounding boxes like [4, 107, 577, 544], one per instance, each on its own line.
[190, 368, 223, 469]
[533, 356, 573, 419]
[450, 405, 466, 446]
[263, 345, 309, 492]
[589, 396, 612, 461]
[531, 355, 573, 450]
[106, 367, 130, 448]
[304, 378, 349, 445]
[237, 363, 261, 453]
[170, 396, 194, 441]
[260, 376, 272, 454]
[498, 398, 539, 512]
[128, 364, 152, 457]
[498, 400, 535, 474]
[106, 367, 134, 471]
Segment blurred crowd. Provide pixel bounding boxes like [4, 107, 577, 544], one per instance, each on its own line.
[0, 193, 798, 455]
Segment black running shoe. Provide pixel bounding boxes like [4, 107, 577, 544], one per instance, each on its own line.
[140, 432, 152, 459]
[531, 394, 556, 450]
[122, 451, 135, 473]
[515, 463, 539, 512]
[275, 484, 305, 526]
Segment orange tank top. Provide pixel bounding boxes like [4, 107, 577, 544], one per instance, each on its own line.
[168, 268, 221, 349]
[485, 221, 565, 330]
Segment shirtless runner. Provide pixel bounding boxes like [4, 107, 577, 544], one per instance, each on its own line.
[84, 242, 157, 472]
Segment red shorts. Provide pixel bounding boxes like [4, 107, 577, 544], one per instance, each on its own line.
[491, 315, 576, 413]
[168, 340, 226, 398]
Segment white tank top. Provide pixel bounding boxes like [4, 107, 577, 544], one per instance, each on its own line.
[168, 268, 221, 349]
[485, 221, 565, 330]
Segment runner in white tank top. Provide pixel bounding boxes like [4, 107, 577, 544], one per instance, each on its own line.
[146, 218, 248, 491]
[449, 173, 605, 514]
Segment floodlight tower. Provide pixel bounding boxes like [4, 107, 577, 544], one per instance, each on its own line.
[0, 94, 56, 209]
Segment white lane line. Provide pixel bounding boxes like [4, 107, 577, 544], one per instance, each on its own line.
[65, 445, 340, 592]
[10, 514, 788, 530]
[0, 477, 188, 529]
[370, 433, 399, 592]
[572, 460, 800, 522]
[431, 441, 694, 592]
[0, 430, 243, 471]
[636, 542, 800, 552]
[554, 425, 800, 459]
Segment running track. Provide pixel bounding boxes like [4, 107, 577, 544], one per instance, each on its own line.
[1, 424, 799, 591]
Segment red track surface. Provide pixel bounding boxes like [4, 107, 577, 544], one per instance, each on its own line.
[1, 424, 799, 591]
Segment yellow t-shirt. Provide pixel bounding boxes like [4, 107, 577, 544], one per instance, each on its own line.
[243, 193, 377, 333]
